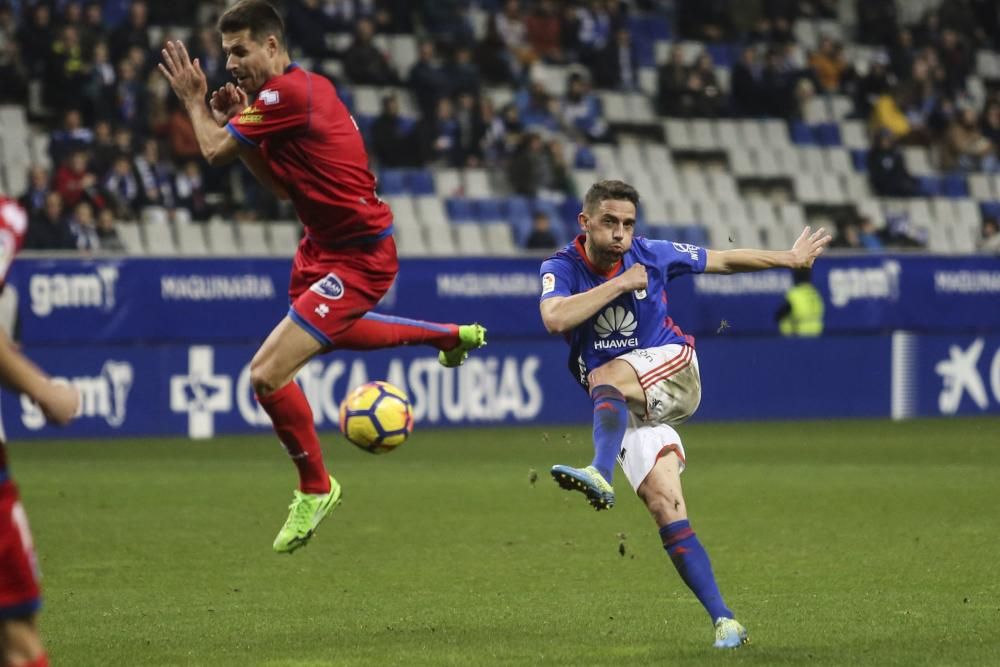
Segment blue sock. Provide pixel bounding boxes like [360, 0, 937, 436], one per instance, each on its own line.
[660, 520, 734, 621]
[590, 384, 627, 483]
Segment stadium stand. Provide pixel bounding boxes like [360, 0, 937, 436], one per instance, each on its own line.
[2, 0, 1000, 256]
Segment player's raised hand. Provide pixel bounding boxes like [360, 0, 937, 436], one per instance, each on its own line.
[790, 226, 832, 268]
[616, 263, 648, 292]
[210, 82, 248, 127]
[158, 40, 207, 106]
[38, 381, 80, 426]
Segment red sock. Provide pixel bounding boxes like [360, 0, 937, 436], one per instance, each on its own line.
[331, 313, 459, 351]
[27, 653, 49, 667]
[257, 382, 331, 494]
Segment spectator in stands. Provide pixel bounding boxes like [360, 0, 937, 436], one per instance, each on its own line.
[562, 72, 608, 142]
[174, 161, 210, 221]
[25, 192, 77, 250]
[415, 97, 460, 166]
[54, 150, 102, 209]
[419, 0, 475, 46]
[49, 24, 87, 111]
[937, 28, 972, 96]
[507, 132, 571, 198]
[941, 106, 995, 171]
[84, 41, 118, 122]
[526, 0, 563, 63]
[516, 80, 559, 131]
[344, 17, 398, 85]
[109, 0, 150, 64]
[133, 139, 175, 209]
[858, 215, 886, 251]
[89, 120, 117, 176]
[448, 46, 482, 98]
[409, 40, 449, 117]
[656, 44, 689, 116]
[676, 0, 731, 42]
[454, 92, 485, 166]
[687, 51, 723, 117]
[980, 101, 1000, 151]
[371, 94, 416, 168]
[831, 220, 863, 249]
[730, 46, 764, 117]
[167, 97, 201, 161]
[867, 130, 920, 197]
[17, 3, 52, 79]
[774, 268, 824, 337]
[496, 0, 535, 77]
[477, 98, 508, 166]
[103, 155, 140, 219]
[96, 207, 125, 252]
[115, 58, 149, 133]
[19, 167, 51, 218]
[69, 201, 100, 251]
[195, 27, 228, 91]
[285, 0, 342, 59]
[856, 0, 898, 47]
[477, 15, 517, 85]
[593, 28, 638, 90]
[978, 217, 1000, 253]
[851, 52, 894, 119]
[49, 109, 94, 166]
[80, 2, 107, 57]
[0, 5, 26, 104]
[809, 36, 846, 93]
[524, 211, 558, 250]
[889, 28, 916, 81]
[870, 88, 912, 141]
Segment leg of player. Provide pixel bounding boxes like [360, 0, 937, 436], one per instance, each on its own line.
[251, 316, 341, 554]
[551, 359, 645, 510]
[329, 313, 487, 368]
[0, 616, 47, 666]
[638, 453, 748, 649]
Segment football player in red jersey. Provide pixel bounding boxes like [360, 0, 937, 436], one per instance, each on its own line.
[159, 0, 486, 553]
[0, 195, 81, 666]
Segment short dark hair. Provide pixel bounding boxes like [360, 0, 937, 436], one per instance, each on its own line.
[583, 179, 639, 215]
[218, 0, 285, 47]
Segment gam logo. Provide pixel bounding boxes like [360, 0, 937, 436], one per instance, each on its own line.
[309, 272, 345, 300]
[21, 360, 133, 430]
[29, 265, 119, 317]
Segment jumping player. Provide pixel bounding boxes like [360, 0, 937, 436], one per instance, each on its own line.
[158, 0, 486, 554]
[538, 180, 830, 648]
[0, 195, 81, 666]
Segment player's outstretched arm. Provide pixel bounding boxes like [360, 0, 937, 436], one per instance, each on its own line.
[704, 226, 832, 274]
[0, 332, 79, 425]
[540, 264, 647, 334]
[159, 40, 240, 166]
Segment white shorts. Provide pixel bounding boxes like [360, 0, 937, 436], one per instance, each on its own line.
[617, 414, 687, 492]
[618, 344, 702, 426]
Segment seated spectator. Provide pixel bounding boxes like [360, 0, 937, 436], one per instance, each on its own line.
[562, 73, 608, 142]
[84, 41, 117, 122]
[980, 101, 1000, 149]
[109, 0, 150, 64]
[524, 212, 558, 250]
[516, 80, 559, 131]
[409, 40, 449, 117]
[858, 216, 885, 251]
[285, 0, 341, 60]
[526, 0, 563, 63]
[448, 46, 482, 98]
[476, 15, 516, 85]
[760, 48, 796, 118]
[344, 17, 398, 85]
[507, 133, 571, 198]
[477, 98, 507, 166]
[371, 94, 417, 168]
[592, 28, 637, 90]
[19, 166, 51, 217]
[49, 25, 88, 111]
[454, 92, 484, 166]
[688, 51, 723, 117]
[496, 0, 535, 77]
[174, 161, 210, 221]
[133, 139, 175, 208]
[978, 218, 1000, 253]
[195, 27, 228, 91]
[867, 130, 920, 197]
[730, 47, 764, 117]
[870, 89, 911, 141]
[852, 52, 894, 119]
[937, 28, 972, 96]
[0, 6, 26, 104]
[167, 98, 201, 161]
[49, 109, 94, 166]
[69, 201, 100, 251]
[54, 151, 103, 209]
[25, 192, 77, 250]
[115, 58, 149, 133]
[831, 220, 863, 250]
[90, 120, 117, 176]
[415, 97, 460, 166]
[103, 155, 140, 219]
[809, 36, 846, 93]
[657, 45, 689, 116]
[96, 208, 125, 252]
[941, 107, 995, 172]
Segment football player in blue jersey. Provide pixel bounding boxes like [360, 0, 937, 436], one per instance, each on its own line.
[538, 180, 831, 649]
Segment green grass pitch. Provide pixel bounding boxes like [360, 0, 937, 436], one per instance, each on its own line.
[9, 417, 1000, 666]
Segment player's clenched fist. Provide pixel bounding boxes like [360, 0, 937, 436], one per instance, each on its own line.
[210, 82, 248, 127]
[616, 263, 647, 292]
[39, 381, 80, 426]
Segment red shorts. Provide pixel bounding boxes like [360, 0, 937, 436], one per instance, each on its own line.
[0, 479, 42, 619]
[287, 234, 399, 345]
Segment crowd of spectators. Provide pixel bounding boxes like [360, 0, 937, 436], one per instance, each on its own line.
[1, 0, 999, 253]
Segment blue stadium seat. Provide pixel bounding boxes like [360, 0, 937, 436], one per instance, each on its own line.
[445, 198, 476, 222]
[790, 121, 814, 145]
[407, 169, 436, 195]
[706, 44, 737, 68]
[574, 146, 597, 169]
[980, 201, 1000, 219]
[850, 149, 868, 171]
[918, 176, 941, 196]
[814, 123, 842, 146]
[377, 169, 407, 195]
[942, 175, 969, 198]
[678, 224, 710, 247]
[475, 198, 504, 221]
[355, 114, 375, 141]
[338, 87, 354, 113]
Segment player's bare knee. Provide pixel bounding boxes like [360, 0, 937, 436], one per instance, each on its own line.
[1, 618, 44, 663]
[249, 358, 280, 397]
[640, 487, 687, 525]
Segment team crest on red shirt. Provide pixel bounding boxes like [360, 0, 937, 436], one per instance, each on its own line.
[259, 89, 280, 105]
[310, 273, 345, 300]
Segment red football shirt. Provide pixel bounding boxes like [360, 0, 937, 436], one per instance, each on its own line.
[0, 197, 27, 288]
[226, 63, 393, 246]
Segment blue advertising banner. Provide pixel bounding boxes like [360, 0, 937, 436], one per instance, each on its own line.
[6, 254, 1000, 345]
[9, 333, 999, 441]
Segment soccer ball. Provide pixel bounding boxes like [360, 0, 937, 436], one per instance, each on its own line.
[339, 381, 414, 454]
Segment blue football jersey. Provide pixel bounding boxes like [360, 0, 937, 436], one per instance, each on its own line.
[539, 235, 706, 388]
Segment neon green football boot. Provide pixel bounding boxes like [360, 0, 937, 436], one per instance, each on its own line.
[550, 464, 616, 510]
[439, 324, 488, 368]
[272, 475, 342, 554]
[713, 617, 749, 648]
